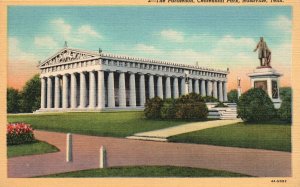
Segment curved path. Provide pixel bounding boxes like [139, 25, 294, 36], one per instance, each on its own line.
[8, 130, 291, 178]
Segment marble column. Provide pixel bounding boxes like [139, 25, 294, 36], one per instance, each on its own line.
[70, 73, 77, 108]
[223, 82, 228, 102]
[62, 74, 68, 109]
[194, 79, 200, 94]
[97, 70, 105, 109]
[201, 80, 206, 97]
[173, 77, 179, 98]
[213, 81, 218, 99]
[47, 77, 52, 108]
[181, 77, 186, 96]
[157, 76, 163, 98]
[108, 71, 115, 108]
[54, 76, 60, 108]
[139, 74, 146, 106]
[207, 80, 212, 97]
[118, 72, 126, 107]
[149, 74, 155, 99]
[40, 77, 46, 109]
[188, 79, 193, 93]
[129, 73, 136, 107]
[165, 76, 171, 98]
[218, 81, 224, 102]
[80, 72, 87, 108]
[89, 71, 96, 108]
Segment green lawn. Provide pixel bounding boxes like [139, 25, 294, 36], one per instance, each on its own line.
[7, 111, 186, 137]
[40, 166, 250, 177]
[8, 141, 59, 158]
[168, 122, 291, 152]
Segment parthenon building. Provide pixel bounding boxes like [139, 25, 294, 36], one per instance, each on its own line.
[37, 47, 228, 112]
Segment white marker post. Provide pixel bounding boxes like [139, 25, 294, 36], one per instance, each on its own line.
[99, 146, 106, 168]
[66, 133, 73, 162]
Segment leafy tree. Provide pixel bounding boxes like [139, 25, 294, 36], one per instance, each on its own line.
[227, 89, 238, 103]
[7, 88, 20, 113]
[237, 88, 276, 122]
[19, 74, 41, 113]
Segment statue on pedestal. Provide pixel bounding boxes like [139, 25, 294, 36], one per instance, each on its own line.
[253, 37, 272, 68]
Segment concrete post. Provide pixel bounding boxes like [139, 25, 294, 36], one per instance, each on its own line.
[99, 146, 106, 168]
[66, 133, 73, 162]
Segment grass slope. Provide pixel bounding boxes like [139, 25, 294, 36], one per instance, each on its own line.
[169, 122, 291, 152]
[8, 111, 186, 137]
[8, 141, 59, 158]
[41, 166, 250, 177]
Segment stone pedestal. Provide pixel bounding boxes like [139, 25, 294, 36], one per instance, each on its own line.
[248, 67, 282, 109]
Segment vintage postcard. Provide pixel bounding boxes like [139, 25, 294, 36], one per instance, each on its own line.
[0, 0, 299, 187]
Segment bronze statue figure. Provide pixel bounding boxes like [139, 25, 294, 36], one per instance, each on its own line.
[253, 37, 272, 67]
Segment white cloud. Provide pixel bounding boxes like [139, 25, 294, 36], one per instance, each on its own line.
[134, 44, 162, 55]
[269, 15, 292, 33]
[34, 36, 59, 49]
[160, 29, 184, 43]
[51, 18, 72, 38]
[78, 25, 102, 39]
[9, 37, 38, 62]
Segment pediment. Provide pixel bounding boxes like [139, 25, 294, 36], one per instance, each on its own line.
[39, 48, 100, 67]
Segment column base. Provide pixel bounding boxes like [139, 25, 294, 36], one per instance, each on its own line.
[34, 106, 145, 113]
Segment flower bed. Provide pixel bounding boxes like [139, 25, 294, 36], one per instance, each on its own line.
[7, 123, 35, 145]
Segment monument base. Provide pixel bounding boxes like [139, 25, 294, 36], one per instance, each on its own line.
[248, 67, 282, 109]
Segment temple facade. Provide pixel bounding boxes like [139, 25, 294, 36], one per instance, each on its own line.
[37, 47, 229, 112]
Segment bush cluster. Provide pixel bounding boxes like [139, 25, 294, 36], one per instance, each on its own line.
[144, 93, 208, 120]
[7, 123, 35, 145]
[278, 93, 292, 122]
[237, 88, 276, 122]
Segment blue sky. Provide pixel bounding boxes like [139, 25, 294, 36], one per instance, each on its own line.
[8, 6, 292, 90]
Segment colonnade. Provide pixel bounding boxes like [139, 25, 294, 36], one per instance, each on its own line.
[40, 71, 228, 110]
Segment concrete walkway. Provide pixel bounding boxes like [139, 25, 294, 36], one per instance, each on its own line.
[8, 130, 291, 178]
[127, 119, 242, 141]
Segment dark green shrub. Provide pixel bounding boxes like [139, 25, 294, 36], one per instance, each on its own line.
[202, 96, 219, 103]
[227, 89, 238, 103]
[144, 97, 163, 119]
[175, 93, 208, 120]
[160, 98, 176, 119]
[7, 123, 35, 145]
[278, 95, 292, 122]
[237, 88, 276, 122]
[214, 102, 228, 108]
